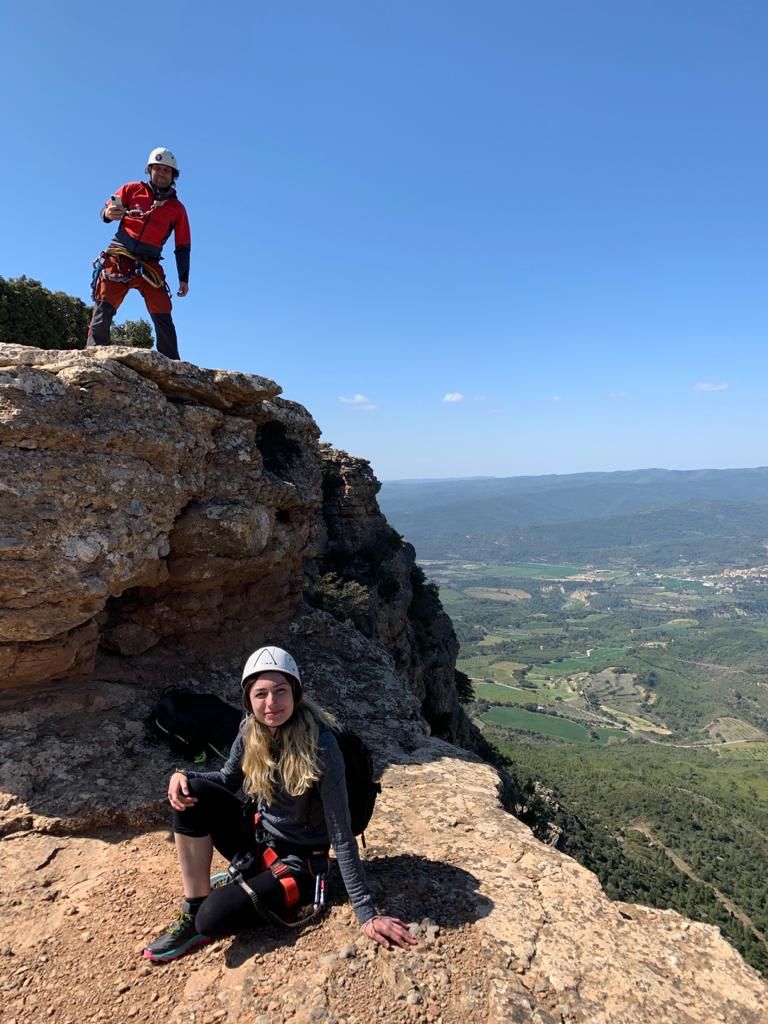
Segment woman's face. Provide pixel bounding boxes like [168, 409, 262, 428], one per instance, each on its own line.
[247, 671, 295, 733]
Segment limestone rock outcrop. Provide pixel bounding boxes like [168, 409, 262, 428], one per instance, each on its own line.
[0, 345, 475, 749]
[0, 345, 321, 685]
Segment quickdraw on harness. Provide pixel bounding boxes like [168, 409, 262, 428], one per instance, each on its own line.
[90, 244, 168, 300]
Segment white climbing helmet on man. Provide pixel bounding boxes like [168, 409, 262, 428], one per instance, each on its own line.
[240, 646, 303, 707]
[145, 147, 179, 173]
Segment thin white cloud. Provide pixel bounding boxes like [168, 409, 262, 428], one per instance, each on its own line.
[339, 393, 376, 410]
[442, 392, 465, 403]
[692, 381, 729, 392]
[607, 391, 627, 399]
[551, 395, 561, 403]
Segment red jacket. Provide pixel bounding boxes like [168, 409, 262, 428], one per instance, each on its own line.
[103, 181, 191, 282]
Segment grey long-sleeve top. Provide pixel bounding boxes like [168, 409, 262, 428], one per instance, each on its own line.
[184, 726, 376, 925]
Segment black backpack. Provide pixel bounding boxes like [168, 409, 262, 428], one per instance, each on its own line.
[333, 729, 381, 839]
[148, 688, 242, 764]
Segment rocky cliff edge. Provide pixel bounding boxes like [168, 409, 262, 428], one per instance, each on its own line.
[0, 345, 766, 1024]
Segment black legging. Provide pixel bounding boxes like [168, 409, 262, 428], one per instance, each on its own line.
[174, 777, 328, 939]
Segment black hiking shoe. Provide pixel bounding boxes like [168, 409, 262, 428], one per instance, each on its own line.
[143, 901, 211, 963]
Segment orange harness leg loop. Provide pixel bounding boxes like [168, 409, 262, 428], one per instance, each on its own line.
[261, 846, 300, 908]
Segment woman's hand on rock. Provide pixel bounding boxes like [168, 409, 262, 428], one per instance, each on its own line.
[167, 771, 197, 812]
[362, 916, 418, 950]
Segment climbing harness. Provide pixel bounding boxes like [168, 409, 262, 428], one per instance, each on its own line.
[236, 812, 330, 929]
[261, 845, 301, 907]
[226, 847, 328, 931]
[90, 244, 168, 300]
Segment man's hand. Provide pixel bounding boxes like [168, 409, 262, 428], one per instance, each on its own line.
[104, 204, 125, 221]
[177, 282, 189, 297]
[167, 771, 197, 811]
[362, 916, 418, 950]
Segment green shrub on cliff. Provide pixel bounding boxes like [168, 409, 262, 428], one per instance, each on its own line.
[0, 275, 153, 350]
[0, 275, 89, 349]
[308, 573, 370, 627]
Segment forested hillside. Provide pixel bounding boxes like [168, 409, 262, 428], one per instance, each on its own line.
[380, 471, 768, 567]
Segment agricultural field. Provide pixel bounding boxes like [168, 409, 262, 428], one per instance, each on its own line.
[430, 558, 768, 745]
[532, 648, 628, 676]
[652, 577, 709, 593]
[466, 586, 531, 601]
[660, 618, 699, 633]
[477, 632, 507, 646]
[473, 680, 566, 705]
[718, 739, 768, 758]
[707, 717, 766, 743]
[473, 681, 535, 704]
[482, 705, 627, 745]
[457, 562, 587, 579]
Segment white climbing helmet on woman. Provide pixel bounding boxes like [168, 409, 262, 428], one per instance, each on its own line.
[241, 646, 302, 702]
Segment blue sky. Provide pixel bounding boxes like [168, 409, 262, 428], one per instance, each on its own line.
[2, 1, 766, 479]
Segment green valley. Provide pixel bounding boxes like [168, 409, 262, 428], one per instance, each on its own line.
[380, 470, 768, 974]
[430, 556, 768, 975]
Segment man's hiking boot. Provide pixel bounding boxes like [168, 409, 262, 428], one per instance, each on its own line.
[143, 901, 211, 963]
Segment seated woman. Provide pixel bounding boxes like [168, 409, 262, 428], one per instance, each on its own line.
[145, 646, 416, 962]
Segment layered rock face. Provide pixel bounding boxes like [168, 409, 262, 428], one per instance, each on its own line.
[1, 344, 766, 1022]
[311, 447, 471, 742]
[0, 345, 321, 685]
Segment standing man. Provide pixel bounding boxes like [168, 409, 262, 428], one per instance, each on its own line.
[87, 147, 191, 360]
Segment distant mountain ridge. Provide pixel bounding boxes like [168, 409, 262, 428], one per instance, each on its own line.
[379, 467, 768, 567]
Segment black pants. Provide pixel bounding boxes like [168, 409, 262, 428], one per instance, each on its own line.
[87, 302, 180, 360]
[174, 778, 328, 939]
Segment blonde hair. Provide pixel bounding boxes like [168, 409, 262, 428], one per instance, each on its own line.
[241, 693, 337, 805]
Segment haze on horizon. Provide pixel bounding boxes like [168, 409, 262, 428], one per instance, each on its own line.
[381, 463, 768, 485]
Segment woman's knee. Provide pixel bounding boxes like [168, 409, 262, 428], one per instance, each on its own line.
[185, 776, 214, 799]
[172, 778, 228, 835]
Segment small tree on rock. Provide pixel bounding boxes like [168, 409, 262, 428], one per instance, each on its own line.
[111, 319, 154, 348]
